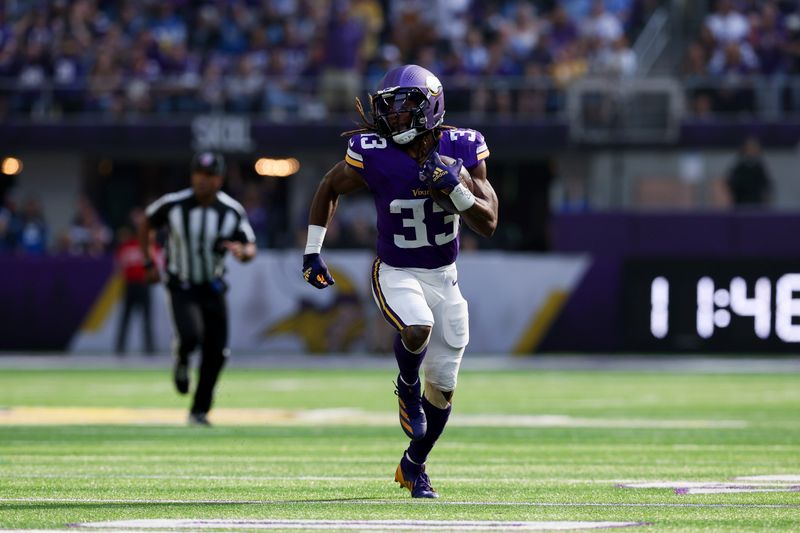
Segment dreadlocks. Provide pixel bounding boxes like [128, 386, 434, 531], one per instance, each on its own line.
[340, 95, 379, 137]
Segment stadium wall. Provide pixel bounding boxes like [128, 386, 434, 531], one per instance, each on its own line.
[4, 225, 799, 356]
[0, 252, 588, 355]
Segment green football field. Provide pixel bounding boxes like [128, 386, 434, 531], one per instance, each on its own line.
[1, 364, 799, 531]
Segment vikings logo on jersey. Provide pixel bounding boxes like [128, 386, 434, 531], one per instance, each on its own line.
[345, 129, 489, 269]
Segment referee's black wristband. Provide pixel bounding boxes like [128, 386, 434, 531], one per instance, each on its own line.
[143, 259, 155, 269]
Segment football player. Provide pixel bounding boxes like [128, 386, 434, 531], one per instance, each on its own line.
[302, 65, 499, 498]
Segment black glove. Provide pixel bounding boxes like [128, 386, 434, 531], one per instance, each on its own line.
[420, 151, 463, 193]
[302, 253, 335, 289]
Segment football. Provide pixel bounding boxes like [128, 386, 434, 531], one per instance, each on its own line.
[428, 155, 475, 214]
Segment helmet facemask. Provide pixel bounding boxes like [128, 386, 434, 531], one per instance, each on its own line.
[372, 87, 434, 145]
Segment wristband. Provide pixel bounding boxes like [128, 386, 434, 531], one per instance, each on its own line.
[449, 183, 476, 212]
[143, 259, 155, 269]
[304, 224, 327, 255]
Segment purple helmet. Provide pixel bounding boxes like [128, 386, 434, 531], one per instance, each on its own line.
[371, 64, 445, 145]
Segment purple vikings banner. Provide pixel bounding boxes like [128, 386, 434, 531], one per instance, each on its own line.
[3, 212, 800, 354]
[0, 256, 114, 351]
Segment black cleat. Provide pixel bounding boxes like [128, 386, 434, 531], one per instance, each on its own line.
[395, 453, 439, 498]
[187, 412, 211, 426]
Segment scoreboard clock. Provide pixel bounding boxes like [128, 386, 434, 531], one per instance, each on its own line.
[622, 259, 800, 352]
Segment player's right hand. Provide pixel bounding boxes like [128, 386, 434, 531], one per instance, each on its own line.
[302, 253, 335, 289]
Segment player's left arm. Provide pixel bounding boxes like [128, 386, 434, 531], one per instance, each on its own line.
[460, 161, 498, 238]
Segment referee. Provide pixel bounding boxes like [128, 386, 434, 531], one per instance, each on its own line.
[139, 151, 256, 426]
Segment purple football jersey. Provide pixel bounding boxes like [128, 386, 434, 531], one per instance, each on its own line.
[345, 129, 490, 269]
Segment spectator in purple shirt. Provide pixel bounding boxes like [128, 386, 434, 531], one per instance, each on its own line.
[320, 0, 365, 114]
[547, 4, 579, 55]
[751, 2, 787, 116]
[751, 2, 787, 76]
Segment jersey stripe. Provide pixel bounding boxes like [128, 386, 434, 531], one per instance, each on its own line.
[370, 258, 406, 331]
[477, 149, 490, 161]
[168, 205, 188, 282]
[203, 207, 220, 282]
[345, 154, 365, 169]
[188, 207, 203, 284]
[346, 147, 363, 161]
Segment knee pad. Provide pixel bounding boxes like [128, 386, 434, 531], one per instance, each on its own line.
[422, 299, 469, 392]
[441, 299, 469, 349]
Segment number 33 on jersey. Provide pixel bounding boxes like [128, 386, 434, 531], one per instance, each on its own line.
[344, 129, 489, 269]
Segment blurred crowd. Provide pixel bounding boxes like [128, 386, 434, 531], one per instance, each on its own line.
[0, 0, 655, 119]
[7, 0, 800, 120]
[0, 192, 113, 256]
[5, 0, 793, 257]
[685, 0, 800, 116]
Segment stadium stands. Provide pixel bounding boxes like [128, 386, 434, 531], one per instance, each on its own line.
[3, 1, 800, 258]
[0, 0, 641, 118]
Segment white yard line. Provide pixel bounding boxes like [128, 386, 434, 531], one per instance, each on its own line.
[76, 519, 646, 531]
[679, 487, 800, 494]
[735, 475, 800, 482]
[619, 481, 797, 489]
[0, 473, 615, 483]
[618, 479, 800, 495]
[2, 497, 799, 509]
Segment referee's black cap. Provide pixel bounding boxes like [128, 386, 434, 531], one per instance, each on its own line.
[191, 151, 226, 176]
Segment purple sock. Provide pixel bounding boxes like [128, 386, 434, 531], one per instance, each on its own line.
[407, 396, 452, 464]
[394, 333, 426, 385]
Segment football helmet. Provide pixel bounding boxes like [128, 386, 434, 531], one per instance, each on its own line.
[371, 65, 445, 145]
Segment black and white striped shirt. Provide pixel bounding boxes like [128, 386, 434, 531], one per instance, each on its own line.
[145, 188, 256, 285]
